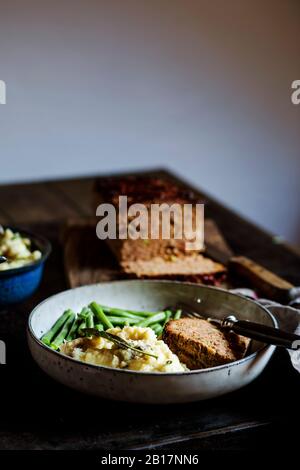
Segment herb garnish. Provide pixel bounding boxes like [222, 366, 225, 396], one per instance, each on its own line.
[83, 328, 158, 359]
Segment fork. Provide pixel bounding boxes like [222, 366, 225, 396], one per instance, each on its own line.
[169, 302, 300, 350]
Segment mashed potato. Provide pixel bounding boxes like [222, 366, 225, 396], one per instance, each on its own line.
[0, 228, 41, 271]
[61, 326, 188, 373]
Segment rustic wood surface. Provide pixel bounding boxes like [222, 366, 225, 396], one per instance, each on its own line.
[0, 169, 299, 451]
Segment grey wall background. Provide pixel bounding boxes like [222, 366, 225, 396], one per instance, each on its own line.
[0, 0, 299, 244]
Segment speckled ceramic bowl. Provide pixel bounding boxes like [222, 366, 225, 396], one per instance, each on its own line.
[27, 280, 277, 403]
[0, 227, 51, 307]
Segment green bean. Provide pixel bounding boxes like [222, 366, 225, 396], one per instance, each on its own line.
[173, 309, 182, 320]
[66, 316, 79, 341]
[106, 316, 142, 326]
[151, 324, 162, 335]
[162, 310, 172, 327]
[78, 319, 87, 336]
[78, 307, 92, 320]
[51, 313, 76, 350]
[86, 312, 94, 329]
[41, 310, 73, 346]
[89, 302, 113, 329]
[154, 325, 163, 337]
[42, 303, 175, 346]
[100, 307, 144, 320]
[94, 324, 104, 332]
[129, 310, 163, 317]
[137, 312, 166, 327]
[126, 309, 162, 317]
[98, 304, 159, 317]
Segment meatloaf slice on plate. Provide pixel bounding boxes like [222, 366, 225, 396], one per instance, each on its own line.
[163, 318, 250, 369]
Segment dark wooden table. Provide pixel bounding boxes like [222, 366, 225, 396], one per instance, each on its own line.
[0, 170, 299, 451]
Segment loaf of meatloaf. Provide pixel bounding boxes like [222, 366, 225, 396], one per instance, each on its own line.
[93, 175, 226, 282]
[94, 175, 203, 259]
[94, 175, 197, 206]
[163, 318, 250, 369]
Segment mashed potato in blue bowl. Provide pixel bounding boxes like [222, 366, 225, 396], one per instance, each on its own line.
[0, 227, 51, 307]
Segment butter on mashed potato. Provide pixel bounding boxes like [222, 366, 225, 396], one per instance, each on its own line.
[61, 326, 188, 373]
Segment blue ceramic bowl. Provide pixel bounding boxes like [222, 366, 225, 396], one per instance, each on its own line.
[0, 227, 51, 307]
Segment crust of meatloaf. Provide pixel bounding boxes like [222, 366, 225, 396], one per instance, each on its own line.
[94, 175, 204, 259]
[163, 318, 250, 369]
[94, 175, 198, 206]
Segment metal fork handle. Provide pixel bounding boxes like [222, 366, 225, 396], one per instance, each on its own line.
[222, 315, 300, 350]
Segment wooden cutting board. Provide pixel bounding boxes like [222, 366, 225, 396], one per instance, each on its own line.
[62, 217, 233, 288]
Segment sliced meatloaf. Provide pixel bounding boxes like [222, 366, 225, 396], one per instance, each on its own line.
[122, 253, 225, 277]
[163, 318, 250, 369]
[93, 175, 226, 283]
[93, 174, 204, 259]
